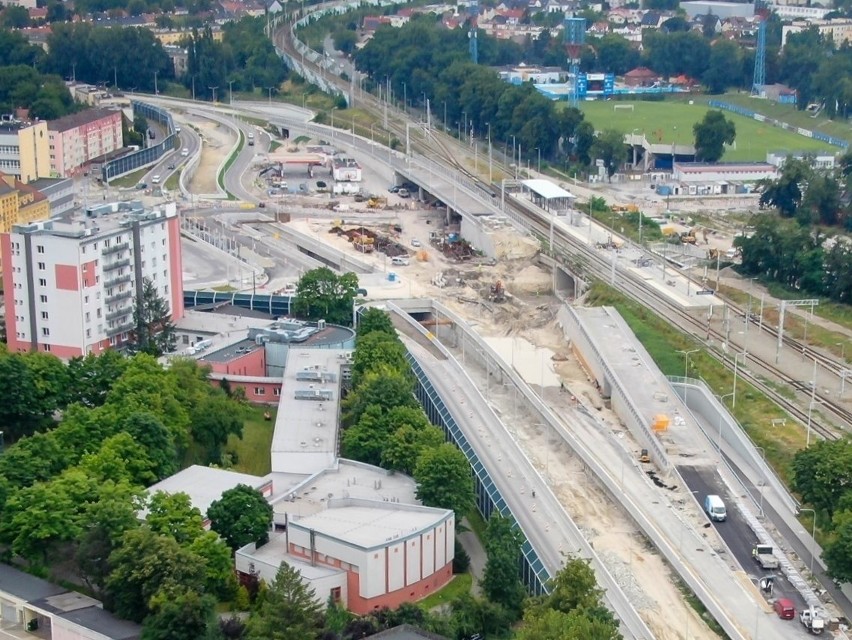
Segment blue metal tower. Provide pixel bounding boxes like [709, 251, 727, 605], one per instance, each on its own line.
[468, 1, 479, 64]
[752, 5, 767, 96]
[564, 17, 586, 108]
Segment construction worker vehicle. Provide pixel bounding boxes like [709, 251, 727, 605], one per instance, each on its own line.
[800, 605, 825, 634]
[752, 544, 780, 570]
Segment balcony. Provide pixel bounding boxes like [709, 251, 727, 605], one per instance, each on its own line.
[105, 290, 133, 305]
[106, 321, 134, 337]
[104, 274, 132, 289]
[102, 242, 129, 255]
[103, 258, 130, 272]
[105, 307, 130, 322]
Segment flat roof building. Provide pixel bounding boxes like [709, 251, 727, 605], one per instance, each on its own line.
[2, 200, 183, 358]
[0, 119, 51, 183]
[0, 563, 141, 639]
[271, 347, 351, 475]
[143, 465, 274, 526]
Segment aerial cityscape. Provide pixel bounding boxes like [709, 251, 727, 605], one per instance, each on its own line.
[0, 0, 850, 638]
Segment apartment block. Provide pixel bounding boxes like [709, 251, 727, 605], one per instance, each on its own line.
[2, 201, 184, 358]
[48, 108, 123, 177]
[0, 119, 51, 183]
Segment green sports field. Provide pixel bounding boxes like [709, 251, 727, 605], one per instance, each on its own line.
[574, 100, 838, 162]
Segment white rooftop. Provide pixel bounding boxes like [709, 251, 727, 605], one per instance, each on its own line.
[143, 465, 270, 518]
[270, 459, 419, 520]
[290, 499, 452, 549]
[271, 348, 351, 475]
[13, 201, 177, 239]
[248, 534, 345, 580]
[522, 179, 575, 200]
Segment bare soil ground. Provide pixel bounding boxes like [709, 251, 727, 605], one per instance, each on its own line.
[287, 209, 721, 639]
[189, 120, 234, 195]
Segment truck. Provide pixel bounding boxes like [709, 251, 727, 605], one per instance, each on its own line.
[800, 605, 825, 634]
[752, 544, 780, 570]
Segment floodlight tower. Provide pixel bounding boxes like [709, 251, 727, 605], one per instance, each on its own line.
[564, 17, 586, 108]
[468, 0, 480, 64]
[752, 0, 768, 96]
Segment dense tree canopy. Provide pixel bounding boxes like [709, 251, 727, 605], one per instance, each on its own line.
[294, 267, 360, 325]
[207, 484, 274, 551]
[693, 110, 736, 162]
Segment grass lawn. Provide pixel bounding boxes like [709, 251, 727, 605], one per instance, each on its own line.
[109, 167, 148, 189]
[696, 92, 851, 143]
[224, 404, 276, 476]
[418, 573, 473, 611]
[576, 100, 836, 162]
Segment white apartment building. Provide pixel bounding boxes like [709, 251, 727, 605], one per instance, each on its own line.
[1, 200, 184, 358]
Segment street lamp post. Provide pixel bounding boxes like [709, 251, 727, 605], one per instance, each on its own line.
[732, 351, 747, 408]
[154, 70, 159, 95]
[717, 392, 735, 453]
[209, 86, 218, 103]
[536, 147, 541, 174]
[228, 80, 235, 105]
[487, 122, 492, 184]
[800, 508, 817, 575]
[676, 348, 699, 379]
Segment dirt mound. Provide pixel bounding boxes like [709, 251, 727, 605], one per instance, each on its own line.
[508, 265, 552, 296]
[492, 231, 539, 260]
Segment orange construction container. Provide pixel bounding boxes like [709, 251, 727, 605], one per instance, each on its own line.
[652, 414, 670, 432]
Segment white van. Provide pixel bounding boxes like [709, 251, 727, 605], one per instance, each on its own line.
[151, 174, 161, 184]
[181, 148, 189, 157]
[391, 256, 410, 266]
[704, 494, 727, 522]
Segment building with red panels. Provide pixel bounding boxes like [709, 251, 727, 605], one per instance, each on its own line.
[2, 201, 183, 358]
[236, 458, 455, 614]
[48, 108, 123, 177]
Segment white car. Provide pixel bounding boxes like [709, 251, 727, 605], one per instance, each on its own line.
[181, 148, 189, 157]
[151, 175, 161, 184]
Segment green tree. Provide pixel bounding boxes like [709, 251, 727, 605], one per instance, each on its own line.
[351, 331, 410, 386]
[146, 492, 204, 545]
[293, 267, 360, 325]
[66, 350, 129, 408]
[190, 392, 246, 464]
[189, 531, 239, 601]
[414, 443, 474, 520]
[449, 593, 514, 640]
[800, 173, 841, 226]
[482, 514, 526, 618]
[79, 432, 158, 486]
[758, 158, 812, 218]
[106, 528, 207, 622]
[692, 110, 735, 162]
[824, 509, 852, 583]
[591, 129, 628, 180]
[703, 39, 742, 94]
[538, 556, 619, 632]
[333, 28, 358, 55]
[121, 411, 178, 480]
[517, 607, 622, 640]
[245, 562, 322, 640]
[792, 439, 852, 519]
[381, 424, 445, 475]
[130, 277, 177, 356]
[341, 368, 417, 427]
[356, 307, 396, 338]
[207, 484, 273, 551]
[141, 588, 217, 640]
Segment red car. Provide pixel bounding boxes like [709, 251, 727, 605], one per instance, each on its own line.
[774, 598, 795, 620]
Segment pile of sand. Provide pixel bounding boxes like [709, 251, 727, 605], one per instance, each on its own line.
[508, 265, 552, 296]
[492, 231, 539, 260]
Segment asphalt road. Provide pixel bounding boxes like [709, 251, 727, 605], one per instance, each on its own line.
[678, 465, 810, 635]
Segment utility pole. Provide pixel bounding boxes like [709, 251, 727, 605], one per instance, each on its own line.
[228, 80, 235, 105]
[154, 70, 159, 95]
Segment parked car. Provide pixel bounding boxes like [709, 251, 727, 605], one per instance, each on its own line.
[398, 188, 410, 198]
[411, 238, 422, 248]
[774, 598, 795, 620]
[388, 185, 400, 193]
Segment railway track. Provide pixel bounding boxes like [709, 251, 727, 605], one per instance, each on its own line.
[275, 14, 852, 440]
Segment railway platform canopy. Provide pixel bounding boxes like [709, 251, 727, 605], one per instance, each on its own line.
[521, 179, 575, 215]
